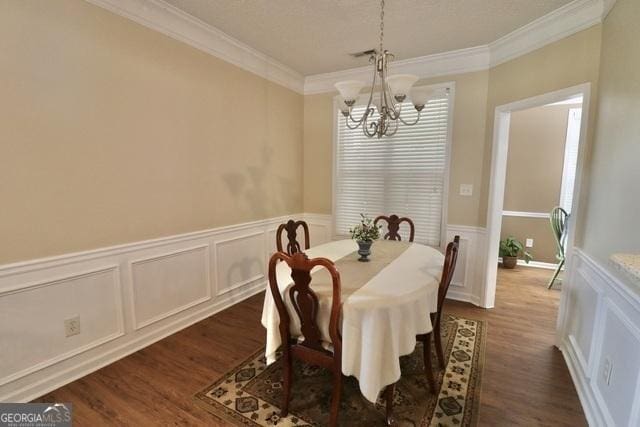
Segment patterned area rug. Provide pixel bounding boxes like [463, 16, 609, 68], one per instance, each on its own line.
[195, 315, 485, 426]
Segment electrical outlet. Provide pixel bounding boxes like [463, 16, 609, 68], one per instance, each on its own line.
[525, 238, 534, 248]
[459, 184, 473, 196]
[602, 357, 613, 386]
[64, 316, 81, 337]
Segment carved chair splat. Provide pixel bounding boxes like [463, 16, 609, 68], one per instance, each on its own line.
[276, 219, 310, 255]
[374, 214, 415, 242]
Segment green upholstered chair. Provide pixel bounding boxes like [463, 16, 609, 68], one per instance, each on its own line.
[548, 207, 569, 289]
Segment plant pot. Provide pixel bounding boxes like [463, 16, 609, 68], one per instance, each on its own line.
[502, 256, 518, 269]
[357, 240, 373, 262]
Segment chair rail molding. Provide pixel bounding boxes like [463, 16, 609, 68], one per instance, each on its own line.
[558, 248, 640, 427]
[0, 213, 329, 403]
[501, 210, 551, 219]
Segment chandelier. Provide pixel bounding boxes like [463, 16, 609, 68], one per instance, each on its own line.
[334, 0, 433, 138]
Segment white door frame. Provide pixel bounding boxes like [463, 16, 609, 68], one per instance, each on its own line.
[482, 84, 592, 338]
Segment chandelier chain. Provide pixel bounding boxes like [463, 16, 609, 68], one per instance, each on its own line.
[379, 0, 384, 52]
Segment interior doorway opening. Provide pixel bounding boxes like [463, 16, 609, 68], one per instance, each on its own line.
[483, 84, 592, 333]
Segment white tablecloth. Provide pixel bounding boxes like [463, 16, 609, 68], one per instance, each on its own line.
[261, 239, 443, 403]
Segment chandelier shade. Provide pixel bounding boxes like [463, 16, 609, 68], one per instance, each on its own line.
[410, 87, 436, 110]
[387, 74, 419, 100]
[335, 80, 366, 104]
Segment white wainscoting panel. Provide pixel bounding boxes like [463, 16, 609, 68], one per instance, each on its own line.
[130, 245, 211, 329]
[215, 233, 265, 296]
[0, 266, 124, 387]
[559, 248, 640, 427]
[0, 213, 329, 403]
[564, 264, 603, 375]
[446, 225, 486, 306]
[303, 213, 333, 246]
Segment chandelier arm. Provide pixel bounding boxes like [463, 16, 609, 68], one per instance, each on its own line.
[399, 109, 421, 126]
[363, 55, 379, 115]
[345, 116, 363, 130]
[380, 51, 401, 121]
[385, 119, 400, 137]
[348, 110, 366, 125]
[363, 116, 378, 137]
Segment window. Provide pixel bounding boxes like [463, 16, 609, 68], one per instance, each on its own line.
[559, 107, 582, 213]
[333, 86, 452, 246]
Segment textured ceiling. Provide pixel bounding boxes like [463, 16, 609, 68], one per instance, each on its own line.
[163, 0, 574, 76]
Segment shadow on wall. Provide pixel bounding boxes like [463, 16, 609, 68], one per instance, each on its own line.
[226, 254, 265, 291]
[222, 142, 301, 219]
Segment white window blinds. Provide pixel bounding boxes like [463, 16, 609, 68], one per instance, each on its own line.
[559, 107, 582, 213]
[334, 88, 452, 246]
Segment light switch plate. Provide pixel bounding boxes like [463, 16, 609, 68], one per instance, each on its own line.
[459, 184, 473, 196]
[525, 238, 534, 248]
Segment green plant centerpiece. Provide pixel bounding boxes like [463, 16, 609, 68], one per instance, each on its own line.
[499, 236, 532, 269]
[349, 214, 382, 262]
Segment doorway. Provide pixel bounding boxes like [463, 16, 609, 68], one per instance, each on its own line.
[482, 84, 591, 327]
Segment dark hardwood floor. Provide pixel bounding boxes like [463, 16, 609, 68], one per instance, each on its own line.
[36, 267, 586, 426]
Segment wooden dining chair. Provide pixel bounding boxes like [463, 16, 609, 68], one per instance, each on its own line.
[374, 214, 415, 242]
[268, 251, 394, 426]
[416, 235, 460, 390]
[276, 219, 310, 255]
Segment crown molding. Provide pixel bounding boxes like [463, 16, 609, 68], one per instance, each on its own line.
[303, 0, 613, 94]
[85, 0, 614, 96]
[488, 0, 608, 67]
[304, 46, 490, 95]
[85, 0, 305, 94]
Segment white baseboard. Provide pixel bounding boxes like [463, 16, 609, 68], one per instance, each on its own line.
[497, 257, 562, 270]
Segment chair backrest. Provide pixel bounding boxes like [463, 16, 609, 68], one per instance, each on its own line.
[436, 236, 460, 317]
[268, 251, 342, 354]
[276, 220, 310, 255]
[550, 207, 569, 259]
[374, 214, 415, 242]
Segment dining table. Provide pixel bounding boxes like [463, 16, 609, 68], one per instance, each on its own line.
[261, 238, 445, 404]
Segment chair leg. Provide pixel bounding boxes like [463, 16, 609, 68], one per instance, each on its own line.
[280, 350, 292, 417]
[329, 372, 342, 427]
[422, 334, 437, 393]
[547, 259, 564, 289]
[384, 383, 395, 426]
[434, 320, 445, 369]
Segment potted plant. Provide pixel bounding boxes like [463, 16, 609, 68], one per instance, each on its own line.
[499, 236, 532, 269]
[349, 214, 382, 262]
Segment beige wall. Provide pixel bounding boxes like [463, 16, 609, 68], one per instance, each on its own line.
[501, 217, 558, 264]
[581, 0, 640, 266]
[303, 71, 490, 227]
[482, 26, 602, 243]
[504, 104, 579, 213]
[0, 0, 303, 264]
[501, 103, 580, 263]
